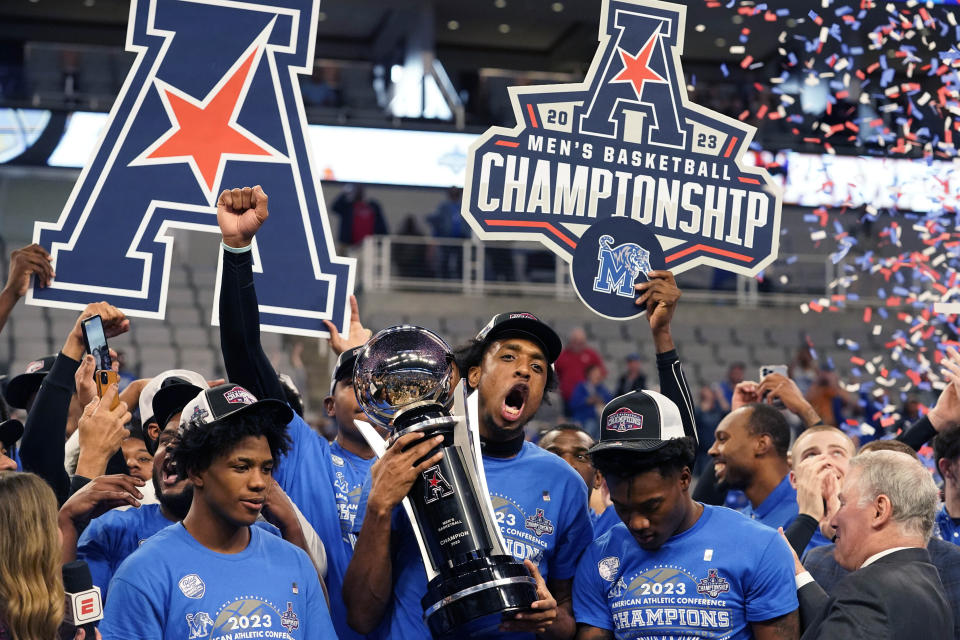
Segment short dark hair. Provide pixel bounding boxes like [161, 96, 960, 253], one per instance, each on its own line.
[125, 418, 145, 443]
[591, 437, 696, 480]
[539, 423, 594, 444]
[171, 412, 291, 478]
[933, 426, 960, 466]
[745, 403, 790, 459]
[453, 338, 558, 396]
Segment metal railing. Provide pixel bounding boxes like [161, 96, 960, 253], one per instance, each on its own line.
[352, 235, 868, 308]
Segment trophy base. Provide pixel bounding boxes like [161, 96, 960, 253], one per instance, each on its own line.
[422, 555, 538, 640]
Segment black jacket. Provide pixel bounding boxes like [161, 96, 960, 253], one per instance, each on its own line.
[799, 547, 953, 639]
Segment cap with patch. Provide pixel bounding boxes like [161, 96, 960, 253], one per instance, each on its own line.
[0, 419, 23, 448]
[178, 383, 292, 437]
[329, 346, 363, 395]
[3, 355, 57, 409]
[152, 373, 209, 431]
[475, 312, 562, 364]
[588, 390, 685, 454]
[140, 369, 207, 426]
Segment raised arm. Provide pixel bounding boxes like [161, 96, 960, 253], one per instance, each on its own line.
[636, 271, 697, 446]
[905, 350, 960, 450]
[0, 243, 54, 336]
[20, 302, 128, 504]
[216, 186, 285, 401]
[757, 373, 822, 428]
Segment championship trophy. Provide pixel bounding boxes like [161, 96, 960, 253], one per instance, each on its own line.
[352, 325, 538, 638]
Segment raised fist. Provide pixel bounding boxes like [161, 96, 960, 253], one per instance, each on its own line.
[217, 185, 269, 249]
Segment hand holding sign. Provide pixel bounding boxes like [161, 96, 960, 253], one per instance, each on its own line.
[217, 186, 269, 249]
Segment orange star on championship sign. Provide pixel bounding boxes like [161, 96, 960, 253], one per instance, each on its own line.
[139, 48, 281, 195]
[611, 30, 667, 99]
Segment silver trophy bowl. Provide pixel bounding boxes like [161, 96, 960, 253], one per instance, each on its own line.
[353, 325, 454, 432]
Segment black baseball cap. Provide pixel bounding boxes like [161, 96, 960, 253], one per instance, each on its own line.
[475, 312, 562, 363]
[152, 376, 206, 437]
[329, 346, 362, 394]
[0, 419, 23, 448]
[178, 383, 293, 437]
[588, 390, 686, 454]
[4, 355, 57, 409]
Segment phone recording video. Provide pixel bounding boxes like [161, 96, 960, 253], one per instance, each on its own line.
[81, 315, 120, 409]
[81, 315, 113, 372]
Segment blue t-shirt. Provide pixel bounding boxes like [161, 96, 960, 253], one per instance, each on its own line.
[573, 505, 798, 639]
[77, 503, 278, 601]
[329, 440, 376, 553]
[273, 414, 364, 640]
[358, 441, 595, 640]
[591, 505, 621, 539]
[99, 523, 334, 640]
[739, 475, 798, 531]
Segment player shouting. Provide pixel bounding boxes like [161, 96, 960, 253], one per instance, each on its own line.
[342, 271, 697, 639]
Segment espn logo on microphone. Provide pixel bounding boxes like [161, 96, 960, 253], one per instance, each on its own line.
[65, 586, 103, 624]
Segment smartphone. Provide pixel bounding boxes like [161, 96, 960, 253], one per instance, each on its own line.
[759, 365, 789, 409]
[759, 364, 788, 380]
[96, 370, 120, 410]
[80, 315, 113, 372]
[81, 315, 119, 409]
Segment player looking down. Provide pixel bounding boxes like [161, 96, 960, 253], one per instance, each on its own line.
[573, 390, 800, 640]
[100, 383, 336, 639]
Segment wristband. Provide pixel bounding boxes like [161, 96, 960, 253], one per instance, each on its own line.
[221, 241, 252, 254]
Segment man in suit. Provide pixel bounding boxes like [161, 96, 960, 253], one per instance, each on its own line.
[802, 438, 960, 639]
[792, 449, 952, 639]
[803, 536, 960, 639]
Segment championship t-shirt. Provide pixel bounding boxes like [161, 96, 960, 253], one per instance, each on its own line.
[77, 503, 279, 601]
[328, 440, 375, 552]
[273, 414, 363, 640]
[573, 505, 797, 639]
[357, 440, 594, 640]
[99, 523, 334, 640]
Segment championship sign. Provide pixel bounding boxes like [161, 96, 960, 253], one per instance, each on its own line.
[463, 0, 782, 320]
[27, 0, 354, 337]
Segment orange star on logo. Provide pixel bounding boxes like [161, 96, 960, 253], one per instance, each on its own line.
[133, 45, 284, 199]
[611, 31, 667, 99]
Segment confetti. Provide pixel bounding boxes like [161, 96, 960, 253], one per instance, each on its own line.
[698, 0, 960, 429]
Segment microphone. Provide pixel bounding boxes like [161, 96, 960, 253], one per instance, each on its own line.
[63, 561, 103, 639]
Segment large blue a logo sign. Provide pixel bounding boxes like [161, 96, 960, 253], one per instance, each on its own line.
[27, 0, 354, 336]
[463, 0, 782, 320]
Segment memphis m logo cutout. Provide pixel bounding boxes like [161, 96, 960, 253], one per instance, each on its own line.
[463, 0, 782, 320]
[27, 0, 354, 337]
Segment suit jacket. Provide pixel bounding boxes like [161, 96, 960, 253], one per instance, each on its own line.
[799, 547, 953, 639]
[804, 537, 960, 639]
